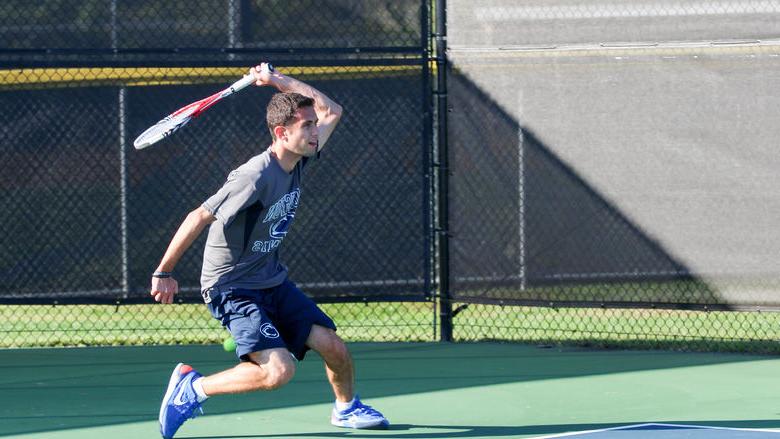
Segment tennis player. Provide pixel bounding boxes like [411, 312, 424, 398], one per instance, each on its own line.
[150, 63, 388, 439]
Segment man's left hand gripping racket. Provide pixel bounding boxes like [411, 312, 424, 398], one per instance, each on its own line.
[133, 63, 274, 149]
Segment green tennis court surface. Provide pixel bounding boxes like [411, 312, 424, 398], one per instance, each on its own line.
[1, 342, 778, 438]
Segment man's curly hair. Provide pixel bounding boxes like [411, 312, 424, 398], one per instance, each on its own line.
[266, 92, 314, 139]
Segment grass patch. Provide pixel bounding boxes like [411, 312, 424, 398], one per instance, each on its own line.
[0, 301, 436, 348]
[1, 301, 778, 354]
[453, 304, 780, 354]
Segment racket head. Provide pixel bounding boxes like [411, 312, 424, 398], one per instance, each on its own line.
[132, 66, 269, 150]
[132, 94, 216, 149]
[133, 111, 194, 149]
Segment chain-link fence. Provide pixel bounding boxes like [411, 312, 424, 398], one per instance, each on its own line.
[2, 0, 780, 353]
[442, 0, 780, 353]
[0, 0, 434, 346]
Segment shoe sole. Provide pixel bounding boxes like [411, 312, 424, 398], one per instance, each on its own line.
[331, 417, 389, 429]
[159, 363, 184, 429]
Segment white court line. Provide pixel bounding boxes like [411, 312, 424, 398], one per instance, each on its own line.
[475, 1, 780, 21]
[650, 422, 780, 433]
[531, 422, 780, 438]
[530, 423, 651, 439]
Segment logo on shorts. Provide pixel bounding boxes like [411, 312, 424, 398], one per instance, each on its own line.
[260, 322, 280, 339]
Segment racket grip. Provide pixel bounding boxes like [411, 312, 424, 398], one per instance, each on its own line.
[230, 63, 274, 93]
[229, 74, 257, 93]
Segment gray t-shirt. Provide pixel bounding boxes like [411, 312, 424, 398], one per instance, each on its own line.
[200, 148, 311, 292]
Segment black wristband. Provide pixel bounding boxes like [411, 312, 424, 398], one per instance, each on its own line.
[152, 271, 173, 279]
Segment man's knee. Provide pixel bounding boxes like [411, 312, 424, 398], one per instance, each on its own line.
[246, 349, 297, 390]
[265, 358, 295, 389]
[312, 328, 350, 364]
[329, 336, 350, 363]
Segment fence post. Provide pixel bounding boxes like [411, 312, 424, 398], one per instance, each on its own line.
[433, 0, 452, 341]
[111, 0, 130, 300]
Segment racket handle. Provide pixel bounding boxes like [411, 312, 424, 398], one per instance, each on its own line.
[229, 63, 275, 93]
[229, 74, 257, 93]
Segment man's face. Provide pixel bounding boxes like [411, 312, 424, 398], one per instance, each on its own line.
[281, 106, 319, 157]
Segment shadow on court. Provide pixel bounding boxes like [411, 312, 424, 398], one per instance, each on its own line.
[1, 343, 779, 437]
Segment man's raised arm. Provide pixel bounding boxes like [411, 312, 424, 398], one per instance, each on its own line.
[251, 63, 343, 151]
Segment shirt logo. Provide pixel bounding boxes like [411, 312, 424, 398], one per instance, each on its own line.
[263, 189, 300, 224]
[251, 188, 301, 253]
[269, 212, 295, 239]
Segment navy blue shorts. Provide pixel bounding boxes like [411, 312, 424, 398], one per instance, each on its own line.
[206, 279, 336, 361]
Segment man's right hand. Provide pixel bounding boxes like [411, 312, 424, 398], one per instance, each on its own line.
[151, 277, 178, 304]
[251, 62, 276, 87]
[149, 207, 216, 305]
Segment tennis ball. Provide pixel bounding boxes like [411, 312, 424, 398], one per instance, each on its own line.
[222, 336, 237, 352]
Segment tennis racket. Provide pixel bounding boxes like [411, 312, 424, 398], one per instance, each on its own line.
[133, 63, 274, 149]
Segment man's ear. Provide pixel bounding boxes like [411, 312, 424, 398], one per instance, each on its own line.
[273, 125, 287, 141]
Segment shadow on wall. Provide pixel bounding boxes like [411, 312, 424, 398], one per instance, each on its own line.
[446, 70, 720, 307]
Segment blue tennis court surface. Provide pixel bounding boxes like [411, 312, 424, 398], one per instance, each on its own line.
[537, 423, 780, 438]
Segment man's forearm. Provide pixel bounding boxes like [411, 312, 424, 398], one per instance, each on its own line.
[272, 74, 342, 118]
[156, 207, 215, 272]
[269, 71, 342, 148]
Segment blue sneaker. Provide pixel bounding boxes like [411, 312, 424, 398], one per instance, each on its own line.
[159, 363, 204, 439]
[330, 395, 389, 429]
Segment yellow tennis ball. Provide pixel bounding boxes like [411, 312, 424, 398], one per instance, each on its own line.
[222, 336, 237, 352]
